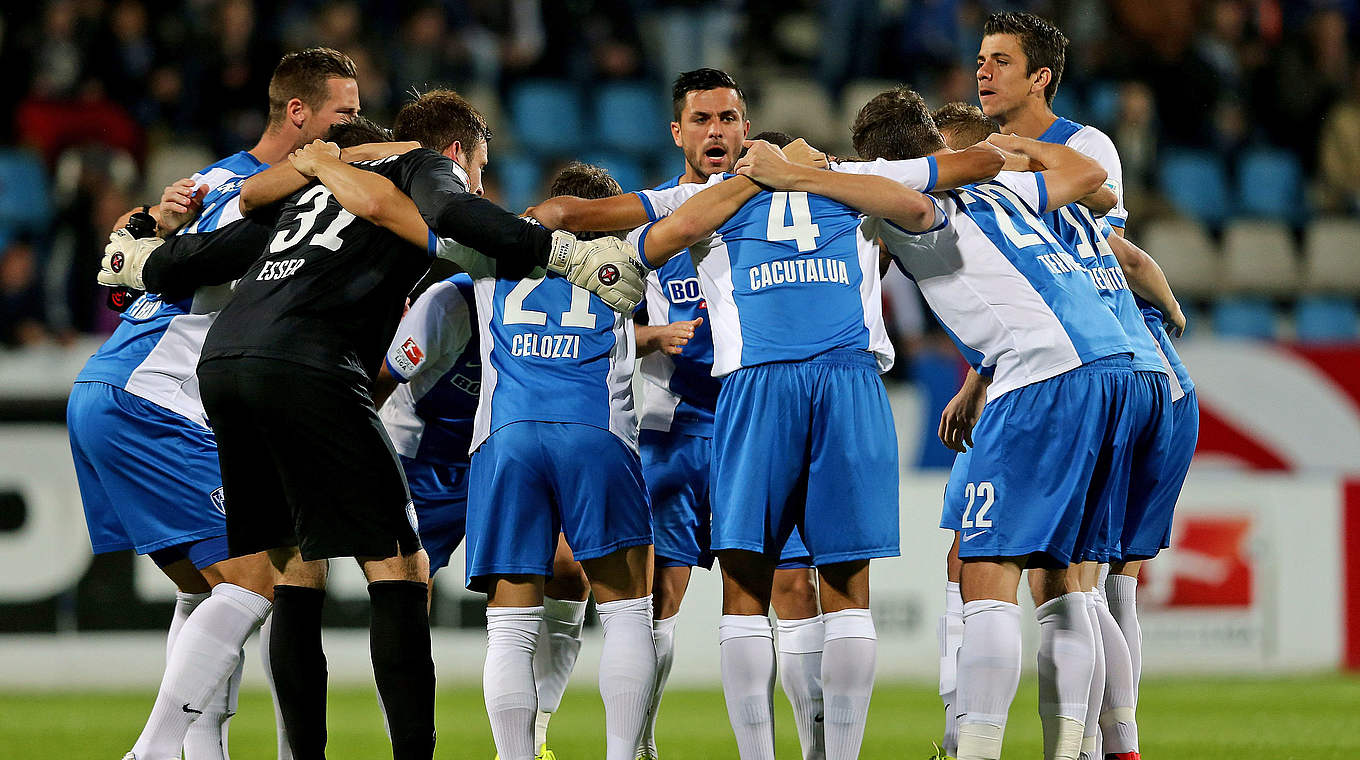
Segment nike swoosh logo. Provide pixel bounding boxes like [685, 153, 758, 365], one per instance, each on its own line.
[182, 703, 202, 715]
[962, 531, 987, 542]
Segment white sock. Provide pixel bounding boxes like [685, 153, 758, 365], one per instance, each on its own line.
[534, 711, 553, 754]
[184, 651, 244, 760]
[1104, 574, 1142, 701]
[168, 591, 209, 660]
[596, 596, 658, 760]
[939, 581, 964, 757]
[1093, 592, 1139, 754]
[719, 614, 776, 760]
[778, 614, 826, 760]
[1035, 593, 1095, 760]
[955, 600, 1021, 760]
[485, 606, 543, 760]
[534, 597, 588, 720]
[1078, 593, 1104, 760]
[822, 609, 875, 760]
[257, 613, 293, 760]
[638, 614, 678, 757]
[131, 583, 271, 760]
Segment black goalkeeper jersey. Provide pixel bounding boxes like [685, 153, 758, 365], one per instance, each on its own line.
[199, 148, 534, 382]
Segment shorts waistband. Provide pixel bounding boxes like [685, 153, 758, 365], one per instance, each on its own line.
[1074, 353, 1134, 374]
[802, 348, 881, 370]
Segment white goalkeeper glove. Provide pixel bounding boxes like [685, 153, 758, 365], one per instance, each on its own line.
[546, 230, 647, 314]
[98, 228, 165, 290]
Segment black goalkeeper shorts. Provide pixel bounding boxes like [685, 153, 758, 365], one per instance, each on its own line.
[198, 356, 421, 561]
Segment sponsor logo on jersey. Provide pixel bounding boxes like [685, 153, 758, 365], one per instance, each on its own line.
[748, 257, 851, 291]
[450, 373, 480, 396]
[402, 338, 425, 366]
[665, 277, 703, 304]
[511, 333, 581, 359]
[126, 296, 162, 320]
[256, 258, 305, 281]
[209, 487, 226, 516]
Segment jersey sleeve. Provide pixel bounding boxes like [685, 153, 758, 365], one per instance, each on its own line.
[1066, 126, 1127, 227]
[384, 281, 473, 383]
[399, 149, 556, 263]
[831, 157, 939, 192]
[989, 171, 1048, 215]
[141, 215, 274, 299]
[632, 175, 720, 221]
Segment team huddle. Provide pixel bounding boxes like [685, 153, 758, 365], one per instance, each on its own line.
[71, 10, 1195, 760]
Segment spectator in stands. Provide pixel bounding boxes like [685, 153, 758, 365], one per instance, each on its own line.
[1318, 60, 1360, 214]
[0, 237, 52, 348]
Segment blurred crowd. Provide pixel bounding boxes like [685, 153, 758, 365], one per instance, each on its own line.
[1, 0, 1358, 346]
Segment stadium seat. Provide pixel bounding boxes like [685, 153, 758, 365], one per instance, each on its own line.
[1085, 80, 1122, 128]
[1050, 90, 1086, 126]
[750, 78, 840, 152]
[1140, 218, 1220, 300]
[0, 149, 53, 234]
[1159, 150, 1232, 227]
[491, 155, 542, 215]
[577, 153, 647, 194]
[1237, 148, 1304, 223]
[1211, 297, 1278, 339]
[1221, 220, 1300, 297]
[1302, 218, 1360, 294]
[1294, 296, 1359, 343]
[594, 82, 671, 153]
[508, 80, 584, 156]
[140, 143, 217, 201]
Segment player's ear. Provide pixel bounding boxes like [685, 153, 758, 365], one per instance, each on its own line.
[742, 120, 751, 138]
[445, 140, 464, 163]
[671, 121, 683, 148]
[288, 97, 307, 129]
[1031, 67, 1052, 98]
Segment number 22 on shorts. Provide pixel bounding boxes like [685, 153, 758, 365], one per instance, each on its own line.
[961, 481, 995, 532]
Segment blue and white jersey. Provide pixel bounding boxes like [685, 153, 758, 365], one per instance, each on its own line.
[452, 241, 637, 451]
[633, 174, 722, 436]
[1037, 117, 1164, 375]
[631, 177, 892, 377]
[379, 274, 481, 465]
[869, 166, 1133, 400]
[74, 151, 267, 428]
[1136, 295, 1194, 399]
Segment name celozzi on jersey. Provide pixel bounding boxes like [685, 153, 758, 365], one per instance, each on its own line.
[511, 333, 581, 359]
[748, 257, 851, 291]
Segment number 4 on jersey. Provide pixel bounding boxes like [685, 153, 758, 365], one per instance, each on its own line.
[766, 191, 820, 252]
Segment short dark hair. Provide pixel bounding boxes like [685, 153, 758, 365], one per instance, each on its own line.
[671, 68, 746, 121]
[851, 88, 944, 161]
[267, 47, 358, 126]
[392, 88, 492, 154]
[324, 116, 392, 148]
[749, 130, 795, 147]
[548, 162, 623, 240]
[983, 12, 1068, 106]
[932, 102, 999, 149]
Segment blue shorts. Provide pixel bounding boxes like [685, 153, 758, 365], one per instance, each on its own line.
[68, 381, 228, 567]
[711, 349, 900, 566]
[1120, 388, 1198, 560]
[640, 429, 811, 570]
[465, 421, 652, 590]
[401, 456, 470, 576]
[948, 356, 1134, 566]
[940, 449, 972, 530]
[1096, 370, 1175, 562]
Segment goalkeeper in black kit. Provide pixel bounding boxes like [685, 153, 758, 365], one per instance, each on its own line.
[100, 92, 646, 760]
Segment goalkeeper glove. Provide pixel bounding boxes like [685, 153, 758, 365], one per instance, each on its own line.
[98, 228, 165, 291]
[546, 230, 647, 314]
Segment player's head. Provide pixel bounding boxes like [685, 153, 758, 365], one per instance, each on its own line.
[977, 12, 1068, 122]
[932, 102, 999, 150]
[548, 162, 623, 240]
[748, 130, 795, 148]
[671, 68, 750, 180]
[267, 47, 360, 146]
[851, 88, 945, 161]
[324, 116, 392, 148]
[393, 89, 493, 195]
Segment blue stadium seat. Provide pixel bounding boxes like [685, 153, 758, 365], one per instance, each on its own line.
[1294, 296, 1359, 343]
[1211, 297, 1277, 339]
[1237, 148, 1304, 223]
[0, 149, 52, 234]
[594, 82, 671, 153]
[1159, 150, 1231, 226]
[1085, 80, 1122, 127]
[577, 153, 647, 194]
[492, 155, 542, 215]
[1050, 90, 1086, 126]
[508, 81, 584, 155]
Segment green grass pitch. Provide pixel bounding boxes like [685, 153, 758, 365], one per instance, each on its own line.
[4, 674, 1358, 758]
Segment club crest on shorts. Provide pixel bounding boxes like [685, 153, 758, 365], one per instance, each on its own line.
[110, 252, 125, 272]
[210, 487, 226, 515]
[597, 263, 620, 286]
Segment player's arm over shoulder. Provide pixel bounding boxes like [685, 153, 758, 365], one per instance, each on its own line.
[1065, 126, 1125, 218]
[140, 215, 274, 300]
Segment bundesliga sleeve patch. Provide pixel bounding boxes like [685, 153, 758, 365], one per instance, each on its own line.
[392, 338, 424, 375]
